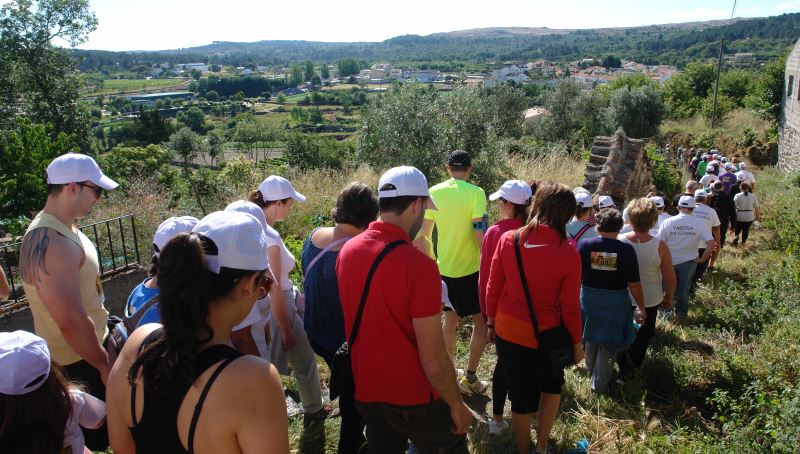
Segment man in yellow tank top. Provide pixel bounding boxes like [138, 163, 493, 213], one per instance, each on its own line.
[19, 153, 118, 450]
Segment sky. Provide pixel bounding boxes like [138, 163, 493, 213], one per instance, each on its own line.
[73, 0, 800, 51]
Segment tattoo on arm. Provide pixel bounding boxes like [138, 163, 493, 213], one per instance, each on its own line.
[20, 229, 50, 287]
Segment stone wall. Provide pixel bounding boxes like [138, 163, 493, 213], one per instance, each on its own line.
[583, 129, 655, 208]
[779, 37, 800, 173]
[0, 267, 147, 333]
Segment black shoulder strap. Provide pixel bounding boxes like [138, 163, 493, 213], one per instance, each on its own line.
[348, 240, 406, 346]
[187, 355, 240, 454]
[513, 232, 540, 340]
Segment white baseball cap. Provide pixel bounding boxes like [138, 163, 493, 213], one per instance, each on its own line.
[694, 189, 708, 199]
[724, 163, 733, 170]
[737, 173, 748, 181]
[576, 192, 593, 208]
[573, 187, 590, 196]
[721, 157, 727, 162]
[489, 180, 532, 206]
[153, 216, 200, 256]
[650, 196, 665, 208]
[257, 176, 306, 203]
[739, 162, 748, 169]
[46, 153, 118, 190]
[598, 195, 615, 209]
[192, 211, 269, 273]
[0, 331, 51, 395]
[678, 195, 696, 209]
[378, 166, 437, 210]
[225, 200, 270, 234]
[706, 166, 714, 173]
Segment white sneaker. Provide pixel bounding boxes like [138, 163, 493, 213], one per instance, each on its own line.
[488, 419, 508, 435]
[458, 376, 489, 396]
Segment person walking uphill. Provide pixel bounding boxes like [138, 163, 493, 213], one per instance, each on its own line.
[19, 153, 119, 451]
[577, 209, 646, 394]
[485, 182, 584, 454]
[478, 180, 533, 435]
[249, 175, 327, 427]
[420, 150, 491, 395]
[657, 196, 715, 320]
[336, 166, 472, 454]
[302, 182, 380, 454]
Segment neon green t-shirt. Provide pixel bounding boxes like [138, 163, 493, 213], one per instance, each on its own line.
[425, 178, 487, 278]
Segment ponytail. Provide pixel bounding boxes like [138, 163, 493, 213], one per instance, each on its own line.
[129, 233, 255, 390]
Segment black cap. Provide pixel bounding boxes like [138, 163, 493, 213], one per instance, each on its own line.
[448, 150, 471, 168]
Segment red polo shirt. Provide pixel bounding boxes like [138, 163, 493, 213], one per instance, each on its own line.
[336, 221, 442, 405]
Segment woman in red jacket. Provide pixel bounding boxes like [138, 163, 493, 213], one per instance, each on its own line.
[485, 182, 584, 454]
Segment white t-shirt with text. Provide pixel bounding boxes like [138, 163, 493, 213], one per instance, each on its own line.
[657, 213, 714, 265]
[692, 204, 721, 249]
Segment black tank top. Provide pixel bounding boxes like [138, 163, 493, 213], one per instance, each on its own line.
[129, 330, 243, 454]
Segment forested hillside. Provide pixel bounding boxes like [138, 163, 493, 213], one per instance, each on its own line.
[75, 13, 800, 71]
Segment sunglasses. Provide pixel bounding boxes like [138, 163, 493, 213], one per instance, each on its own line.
[257, 271, 274, 298]
[77, 182, 103, 198]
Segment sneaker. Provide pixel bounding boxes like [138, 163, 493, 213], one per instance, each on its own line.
[488, 419, 508, 435]
[458, 376, 489, 396]
[731, 237, 739, 245]
[303, 405, 333, 428]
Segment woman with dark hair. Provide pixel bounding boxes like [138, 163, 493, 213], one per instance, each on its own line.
[479, 180, 532, 435]
[249, 176, 326, 426]
[485, 182, 584, 454]
[125, 216, 199, 331]
[106, 211, 288, 454]
[301, 181, 378, 454]
[0, 330, 106, 454]
[732, 182, 760, 246]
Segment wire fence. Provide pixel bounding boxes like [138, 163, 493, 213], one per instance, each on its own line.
[0, 215, 140, 315]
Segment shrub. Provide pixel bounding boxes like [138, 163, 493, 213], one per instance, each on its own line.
[736, 127, 757, 147]
[645, 143, 681, 198]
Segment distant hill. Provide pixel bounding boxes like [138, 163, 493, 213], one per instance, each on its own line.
[75, 13, 800, 72]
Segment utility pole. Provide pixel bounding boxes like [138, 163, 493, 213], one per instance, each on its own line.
[711, 0, 737, 129]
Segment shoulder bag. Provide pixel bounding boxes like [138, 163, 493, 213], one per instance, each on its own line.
[330, 239, 405, 401]
[513, 232, 575, 369]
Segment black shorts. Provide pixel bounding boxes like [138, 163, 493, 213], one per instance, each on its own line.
[495, 335, 565, 414]
[442, 272, 480, 318]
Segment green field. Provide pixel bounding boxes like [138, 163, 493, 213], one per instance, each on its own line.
[89, 78, 190, 95]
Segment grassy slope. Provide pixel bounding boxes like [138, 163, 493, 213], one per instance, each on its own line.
[283, 170, 799, 453]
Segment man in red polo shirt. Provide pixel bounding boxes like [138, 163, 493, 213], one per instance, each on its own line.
[337, 166, 472, 453]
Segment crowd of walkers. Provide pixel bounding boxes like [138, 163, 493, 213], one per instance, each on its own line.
[0, 148, 759, 454]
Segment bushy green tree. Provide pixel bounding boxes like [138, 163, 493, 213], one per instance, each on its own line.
[745, 53, 786, 122]
[0, 119, 78, 217]
[320, 65, 330, 80]
[440, 85, 490, 154]
[96, 144, 173, 189]
[607, 85, 665, 138]
[205, 90, 219, 102]
[486, 84, 528, 139]
[719, 69, 756, 107]
[167, 127, 201, 174]
[0, 0, 98, 151]
[284, 133, 352, 170]
[134, 106, 173, 145]
[303, 61, 315, 82]
[542, 79, 582, 144]
[290, 64, 303, 86]
[177, 106, 207, 134]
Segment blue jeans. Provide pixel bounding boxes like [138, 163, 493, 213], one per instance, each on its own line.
[673, 260, 697, 317]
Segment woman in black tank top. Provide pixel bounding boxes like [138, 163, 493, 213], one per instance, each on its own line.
[105, 212, 290, 454]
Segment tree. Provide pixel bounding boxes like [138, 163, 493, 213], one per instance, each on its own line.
[744, 53, 786, 123]
[134, 105, 173, 145]
[337, 59, 363, 77]
[210, 64, 221, 72]
[607, 85, 665, 138]
[276, 93, 286, 104]
[719, 69, 755, 107]
[310, 75, 321, 87]
[602, 55, 621, 68]
[290, 64, 303, 86]
[486, 84, 528, 139]
[206, 129, 225, 167]
[0, 0, 98, 151]
[0, 119, 77, 218]
[190, 68, 202, 80]
[304, 61, 315, 82]
[320, 65, 330, 80]
[542, 79, 582, 144]
[309, 107, 323, 124]
[205, 90, 219, 102]
[290, 107, 308, 123]
[177, 106, 207, 134]
[167, 127, 201, 174]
